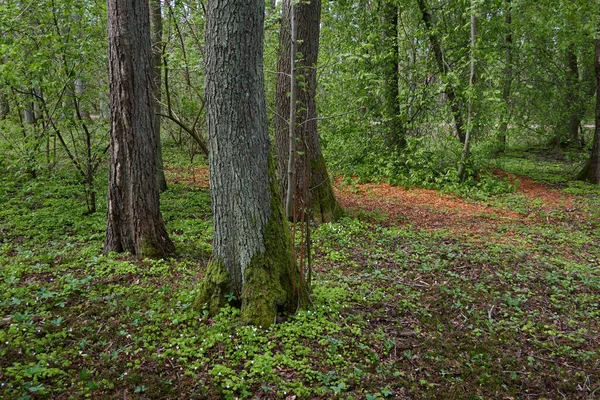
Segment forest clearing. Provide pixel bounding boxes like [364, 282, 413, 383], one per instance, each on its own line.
[1, 146, 600, 399]
[3, 0, 600, 398]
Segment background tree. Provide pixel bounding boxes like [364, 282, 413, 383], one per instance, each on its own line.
[275, 0, 342, 224]
[577, 36, 600, 183]
[195, 0, 295, 326]
[151, 0, 168, 191]
[104, 0, 174, 257]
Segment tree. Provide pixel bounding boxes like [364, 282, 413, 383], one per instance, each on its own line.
[150, 0, 168, 191]
[497, 0, 513, 152]
[104, 0, 174, 257]
[195, 0, 295, 326]
[275, 0, 342, 224]
[577, 36, 600, 184]
[416, 0, 466, 144]
[381, 1, 405, 150]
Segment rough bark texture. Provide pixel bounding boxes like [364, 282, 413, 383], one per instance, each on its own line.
[382, 2, 405, 150]
[577, 38, 600, 184]
[104, 0, 174, 258]
[150, 0, 167, 192]
[275, 0, 342, 224]
[497, 0, 512, 152]
[416, 0, 466, 144]
[196, 0, 295, 326]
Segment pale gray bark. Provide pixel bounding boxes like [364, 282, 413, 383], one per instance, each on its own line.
[204, 0, 292, 310]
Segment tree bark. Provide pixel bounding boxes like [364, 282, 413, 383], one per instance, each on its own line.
[104, 0, 174, 258]
[275, 0, 342, 224]
[497, 0, 512, 152]
[458, 0, 476, 181]
[416, 0, 466, 143]
[150, 0, 168, 192]
[564, 43, 583, 147]
[577, 38, 600, 184]
[382, 2, 405, 150]
[196, 0, 295, 326]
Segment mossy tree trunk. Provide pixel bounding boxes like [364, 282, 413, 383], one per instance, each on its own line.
[196, 0, 295, 327]
[577, 37, 600, 184]
[275, 0, 343, 224]
[104, 0, 174, 258]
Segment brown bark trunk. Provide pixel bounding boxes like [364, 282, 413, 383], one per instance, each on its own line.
[416, 0, 466, 143]
[151, 0, 167, 192]
[275, 0, 342, 224]
[577, 38, 600, 184]
[197, 0, 295, 326]
[104, 0, 174, 258]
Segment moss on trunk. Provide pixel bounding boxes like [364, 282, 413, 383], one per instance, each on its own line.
[309, 154, 343, 224]
[195, 155, 296, 326]
[194, 259, 230, 315]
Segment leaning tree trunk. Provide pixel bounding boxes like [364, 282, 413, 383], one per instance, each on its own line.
[275, 0, 342, 224]
[416, 0, 466, 144]
[104, 0, 174, 258]
[151, 0, 168, 192]
[577, 37, 600, 184]
[195, 0, 295, 327]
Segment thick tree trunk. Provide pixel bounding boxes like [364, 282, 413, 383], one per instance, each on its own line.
[577, 38, 600, 184]
[416, 0, 466, 143]
[497, 0, 512, 152]
[151, 0, 167, 192]
[275, 0, 342, 224]
[104, 0, 174, 258]
[382, 2, 405, 150]
[196, 0, 295, 326]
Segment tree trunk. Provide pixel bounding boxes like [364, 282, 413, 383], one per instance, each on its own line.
[104, 0, 174, 258]
[416, 0, 466, 143]
[458, 0, 476, 181]
[497, 0, 512, 152]
[564, 43, 582, 147]
[382, 2, 405, 150]
[577, 38, 600, 184]
[196, 0, 295, 327]
[151, 0, 168, 192]
[275, 0, 342, 224]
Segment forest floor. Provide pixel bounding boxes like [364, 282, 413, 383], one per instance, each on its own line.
[1, 148, 600, 399]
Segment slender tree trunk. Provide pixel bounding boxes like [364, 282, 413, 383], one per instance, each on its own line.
[565, 43, 582, 148]
[382, 2, 405, 150]
[275, 0, 342, 224]
[458, 0, 476, 181]
[151, 0, 167, 192]
[577, 38, 600, 184]
[196, 0, 295, 326]
[416, 0, 466, 143]
[104, 0, 174, 258]
[498, 0, 512, 152]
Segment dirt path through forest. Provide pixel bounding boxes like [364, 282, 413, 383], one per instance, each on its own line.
[166, 167, 581, 237]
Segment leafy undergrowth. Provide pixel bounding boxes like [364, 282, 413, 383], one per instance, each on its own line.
[1, 158, 600, 399]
